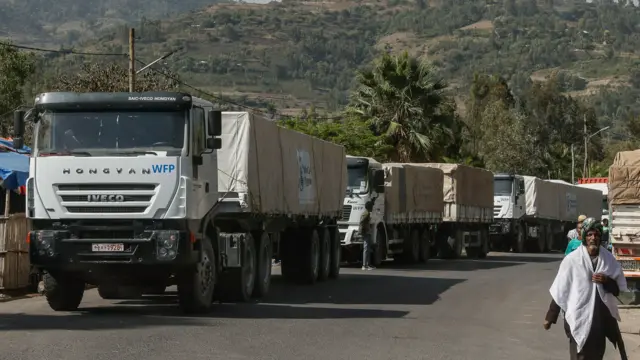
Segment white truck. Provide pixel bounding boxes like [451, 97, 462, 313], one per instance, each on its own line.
[608, 150, 640, 304]
[418, 164, 493, 259]
[576, 177, 609, 221]
[490, 174, 602, 253]
[338, 157, 443, 265]
[14, 92, 347, 313]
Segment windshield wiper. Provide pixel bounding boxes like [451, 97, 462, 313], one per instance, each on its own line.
[113, 150, 159, 156]
[39, 150, 92, 157]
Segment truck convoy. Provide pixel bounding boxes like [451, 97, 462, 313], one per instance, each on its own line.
[608, 150, 640, 302]
[338, 159, 492, 263]
[14, 92, 347, 313]
[490, 174, 602, 253]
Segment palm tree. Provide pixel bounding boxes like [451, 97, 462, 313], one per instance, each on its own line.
[347, 51, 456, 162]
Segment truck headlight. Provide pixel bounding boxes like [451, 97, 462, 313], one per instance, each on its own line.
[155, 230, 179, 261]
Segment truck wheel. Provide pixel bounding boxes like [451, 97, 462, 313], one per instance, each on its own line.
[217, 233, 256, 302]
[372, 227, 386, 267]
[253, 232, 272, 298]
[400, 228, 420, 263]
[419, 229, 431, 263]
[328, 227, 341, 279]
[43, 272, 85, 311]
[300, 228, 320, 284]
[467, 230, 489, 259]
[318, 228, 331, 282]
[536, 229, 546, 253]
[513, 225, 526, 253]
[177, 236, 216, 313]
[544, 226, 554, 253]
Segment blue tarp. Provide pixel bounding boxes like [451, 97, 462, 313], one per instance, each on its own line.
[0, 138, 30, 191]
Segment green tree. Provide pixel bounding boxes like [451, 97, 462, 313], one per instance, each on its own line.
[279, 115, 393, 161]
[0, 41, 35, 137]
[347, 51, 457, 162]
[50, 62, 178, 92]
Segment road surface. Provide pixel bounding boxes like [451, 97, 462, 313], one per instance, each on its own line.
[0, 253, 620, 360]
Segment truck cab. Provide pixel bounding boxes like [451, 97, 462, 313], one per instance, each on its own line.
[490, 174, 526, 249]
[15, 92, 224, 312]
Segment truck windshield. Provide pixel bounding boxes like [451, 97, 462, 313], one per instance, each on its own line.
[347, 165, 368, 193]
[494, 178, 513, 196]
[35, 110, 186, 155]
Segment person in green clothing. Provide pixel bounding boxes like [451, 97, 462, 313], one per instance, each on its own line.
[565, 215, 586, 256]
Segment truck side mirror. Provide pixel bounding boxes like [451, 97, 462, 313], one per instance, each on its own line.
[518, 180, 525, 195]
[12, 110, 25, 150]
[372, 169, 385, 193]
[207, 110, 222, 136]
[207, 137, 222, 150]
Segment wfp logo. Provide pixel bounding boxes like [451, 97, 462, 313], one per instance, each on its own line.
[152, 164, 176, 173]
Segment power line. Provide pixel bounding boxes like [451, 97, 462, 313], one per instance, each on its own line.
[1, 42, 126, 56]
[134, 58, 344, 121]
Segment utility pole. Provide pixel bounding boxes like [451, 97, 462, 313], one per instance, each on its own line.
[583, 114, 587, 178]
[571, 144, 575, 184]
[129, 28, 135, 93]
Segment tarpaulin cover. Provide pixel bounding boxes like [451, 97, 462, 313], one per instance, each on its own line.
[0, 138, 30, 192]
[0, 151, 29, 191]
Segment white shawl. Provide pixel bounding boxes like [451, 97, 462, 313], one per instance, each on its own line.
[549, 245, 628, 352]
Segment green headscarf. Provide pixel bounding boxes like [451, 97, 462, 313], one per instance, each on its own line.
[580, 217, 603, 243]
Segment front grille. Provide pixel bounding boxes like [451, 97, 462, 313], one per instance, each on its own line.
[66, 206, 148, 213]
[55, 183, 157, 214]
[619, 259, 640, 271]
[342, 205, 352, 221]
[60, 195, 153, 202]
[493, 206, 501, 216]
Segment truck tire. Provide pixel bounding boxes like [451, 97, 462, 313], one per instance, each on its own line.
[177, 236, 216, 313]
[252, 232, 272, 298]
[372, 227, 386, 267]
[419, 229, 431, 263]
[43, 272, 85, 311]
[318, 227, 331, 282]
[543, 225, 553, 253]
[536, 228, 546, 253]
[400, 228, 420, 263]
[300, 228, 320, 284]
[328, 227, 341, 279]
[467, 229, 489, 259]
[513, 224, 526, 253]
[217, 233, 256, 302]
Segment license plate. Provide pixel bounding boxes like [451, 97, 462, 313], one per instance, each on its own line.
[91, 243, 124, 252]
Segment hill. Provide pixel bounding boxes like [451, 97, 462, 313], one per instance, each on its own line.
[6, 0, 640, 118]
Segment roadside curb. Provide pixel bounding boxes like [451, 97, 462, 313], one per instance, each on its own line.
[619, 305, 640, 309]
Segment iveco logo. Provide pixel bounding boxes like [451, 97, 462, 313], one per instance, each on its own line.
[87, 195, 125, 202]
[63, 168, 151, 175]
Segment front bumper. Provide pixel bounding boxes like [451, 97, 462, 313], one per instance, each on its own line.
[29, 220, 198, 267]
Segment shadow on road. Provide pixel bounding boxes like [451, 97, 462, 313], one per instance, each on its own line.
[0, 272, 463, 330]
[361, 252, 561, 272]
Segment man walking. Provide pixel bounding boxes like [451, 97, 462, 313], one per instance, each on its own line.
[544, 217, 628, 360]
[565, 214, 586, 256]
[360, 201, 375, 271]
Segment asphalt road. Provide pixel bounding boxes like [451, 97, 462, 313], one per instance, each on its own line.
[0, 253, 620, 360]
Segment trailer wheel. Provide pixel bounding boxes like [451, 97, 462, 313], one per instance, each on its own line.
[177, 236, 216, 313]
[543, 225, 553, 253]
[467, 229, 489, 259]
[419, 229, 431, 263]
[43, 271, 85, 311]
[252, 232, 272, 298]
[372, 226, 386, 267]
[328, 227, 341, 279]
[317, 227, 331, 282]
[300, 228, 320, 284]
[402, 228, 420, 263]
[216, 233, 256, 302]
[513, 224, 526, 253]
